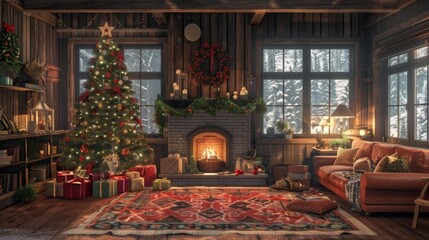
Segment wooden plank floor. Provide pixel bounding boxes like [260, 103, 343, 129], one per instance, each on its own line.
[0, 186, 428, 240]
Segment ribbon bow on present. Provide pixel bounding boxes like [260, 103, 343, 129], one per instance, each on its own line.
[3, 22, 15, 33]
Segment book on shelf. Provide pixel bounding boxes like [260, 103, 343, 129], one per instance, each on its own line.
[31, 164, 49, 180]
[0, 130, 8, 135]
[0, 173, 10, 193]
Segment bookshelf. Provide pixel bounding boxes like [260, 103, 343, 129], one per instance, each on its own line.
[0, 131, 67, 209]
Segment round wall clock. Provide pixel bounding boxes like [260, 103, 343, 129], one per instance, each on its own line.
[184, 23, 201, 42]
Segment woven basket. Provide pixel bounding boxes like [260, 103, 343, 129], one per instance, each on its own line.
[197, 159, 225, 173]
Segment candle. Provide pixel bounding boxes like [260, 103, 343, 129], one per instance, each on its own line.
[170, 93, 174, 99]
[176, 69, 181, 74]
[182, 89, 188, 99]
[233, 91, 238, 100]
[226, 93, 230, 99]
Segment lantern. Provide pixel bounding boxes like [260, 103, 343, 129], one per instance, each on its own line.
[29, 96, 54, 132]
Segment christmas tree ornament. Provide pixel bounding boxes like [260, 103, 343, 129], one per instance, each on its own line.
[116, 104, 122, 110]
[118, 80, 123, 85]
[98, 102, 103, 108]
[123, 75, 128, 81]
[79, 156, 84, 162]
[95, 71, 100, 75]
[121, 148, 129, 155]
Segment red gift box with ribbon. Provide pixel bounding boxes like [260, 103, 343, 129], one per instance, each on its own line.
[57, 171, 74, 183]
[63, 178, 92, 199]
[129, 164, 157, 187]
[110, 175, 131, 193]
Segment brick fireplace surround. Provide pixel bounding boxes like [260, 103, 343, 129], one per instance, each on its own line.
[161, 111, 267, 186]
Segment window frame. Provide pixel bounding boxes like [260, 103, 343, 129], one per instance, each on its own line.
[259, 42, 356, 137]
[384, 45, 429, 147]
[70, 38, 167, 136]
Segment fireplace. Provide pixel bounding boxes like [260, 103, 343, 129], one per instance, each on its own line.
[188, 127, 231, 172]
[167, 111, 252, 171]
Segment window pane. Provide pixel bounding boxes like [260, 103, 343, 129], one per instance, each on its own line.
[264, 106, 282, 133]
[140, 106, 158, 133]
[311, 49, 329, 72]
[330, 49, 349, 72]
[330, 79, 349, 105]
[416, 66, 428, 104]
[389, 106, 398, 138]
[263, 79, 283, 105]
[398, 106, 408, 139]
[79, 49, 94, 72]
[284, 106, 302, 134]
[263, 49, 283, 72]
[388, 56, 398, 67]
[311, 80, 329, 105]
[399, 53, 408, 64]
[399, 72, 408, 105]
[124, 49, 141, 72]
[284, 49, 303, 72]
[284, 79, 302, 105]
[79, 79, 87, 95]
[141, 49, 161, 72]
[388, 74, 398, 105]
[311, 116, 330, 134]
[140, 79, 161, 105]
[311, 106, 329, 117]
[416, 46, 428, 59]
[416, 106, 428, 141]
[131, 79, 141, 105]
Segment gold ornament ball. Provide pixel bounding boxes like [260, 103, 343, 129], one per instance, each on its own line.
[118, 80, 123, 85]
[98, 102, 103, 108]
[125, 139, 131, 144]
[116, 137, 120, 144]
[117, 104, 122, 110]
[123, 129, 128, 134]
[82, 121, 88, 126]
[99, 56, 104, 61]
[95, 71, 100, 75]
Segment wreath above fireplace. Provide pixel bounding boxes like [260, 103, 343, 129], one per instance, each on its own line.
[154, 97, 267, 134]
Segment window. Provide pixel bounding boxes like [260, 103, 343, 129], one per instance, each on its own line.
[76, 44, 162, 134]
[262, 45, 354, 135]
[386, 45, 429, 144]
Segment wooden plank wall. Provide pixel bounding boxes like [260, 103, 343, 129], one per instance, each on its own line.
[0, 0, 59, 130]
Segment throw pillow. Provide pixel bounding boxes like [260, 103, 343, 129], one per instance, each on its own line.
[287, 198, 338, 214]
[374, 153, 398, 172]
[384, 158, 410, 172]
[333, 147, 359, 166]
[353, 157, 372, 172]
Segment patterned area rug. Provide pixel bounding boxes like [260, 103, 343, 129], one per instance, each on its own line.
[64, 187, 376, 236]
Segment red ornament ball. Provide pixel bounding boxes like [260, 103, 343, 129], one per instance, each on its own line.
[64, 136, 71, 143]
[79, 156, 84, 162]
[252, 169, 258, 175]
[121, 148, 130, 155]
[119, 121, 125, 127]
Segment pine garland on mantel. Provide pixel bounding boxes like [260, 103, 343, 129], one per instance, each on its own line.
[154, 97, 267, 134]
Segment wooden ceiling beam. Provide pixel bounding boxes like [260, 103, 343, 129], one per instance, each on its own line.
[250, 11, 265, 24]
[22, 0, 399, 13]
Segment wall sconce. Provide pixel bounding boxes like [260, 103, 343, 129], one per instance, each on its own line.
[29, 96, 54, 132]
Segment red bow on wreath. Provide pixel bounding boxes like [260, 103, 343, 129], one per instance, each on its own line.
[3, 22, 15, 33]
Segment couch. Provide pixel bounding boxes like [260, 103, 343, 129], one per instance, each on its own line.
[312, 139, 429, 213]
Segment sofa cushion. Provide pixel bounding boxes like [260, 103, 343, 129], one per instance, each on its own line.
[371, 143, 396, 165]
[328, 172, 350, 190]
[374, 153, 398, 172]
[396, 147, 428, 173]
[287, 198, 338, 214]
[317, 165, 353, 180]
[353, 157, 372, 172]
[355, 142, 375, 159]
[334, 147, 359, 165]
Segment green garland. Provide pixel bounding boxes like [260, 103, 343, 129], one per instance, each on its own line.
[154, 97, 267, 134]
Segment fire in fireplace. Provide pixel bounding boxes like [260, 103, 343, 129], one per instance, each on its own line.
[188, 127, 231, 172]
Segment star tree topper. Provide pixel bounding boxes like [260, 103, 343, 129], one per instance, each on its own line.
[99, 22, 114, 37]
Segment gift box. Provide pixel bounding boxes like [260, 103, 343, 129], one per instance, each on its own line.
[160, 158, 186, 174]
[129, 166, 145, 177]
[74, 168, 89, 179]
[143, 164, 157, 187]
[288, 165, 309, 174]
[57, 171, 74, 183]
[63, 178, 92, 199]
[130, 177, 145, 191]
[45, 179, 63, 197]
[124, 171, 140, 179]
[152, 178, 171, 190]
[93, 179, 118, 198]
[110, 175, 131, 193]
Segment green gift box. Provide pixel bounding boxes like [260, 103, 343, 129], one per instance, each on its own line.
[93, 179, 117, 198]
[152, 178, 171, 190]
[45, 179, 63, 197]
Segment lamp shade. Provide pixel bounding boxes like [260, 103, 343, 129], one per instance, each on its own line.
[331, 104, 355, 118]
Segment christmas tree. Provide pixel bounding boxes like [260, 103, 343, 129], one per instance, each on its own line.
[0, 22, 21, 76]
[61, 22, 153, 173]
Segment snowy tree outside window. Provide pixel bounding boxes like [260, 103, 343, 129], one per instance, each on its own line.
[77, 45, 162, 134]
[262, 46, 353, 135]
